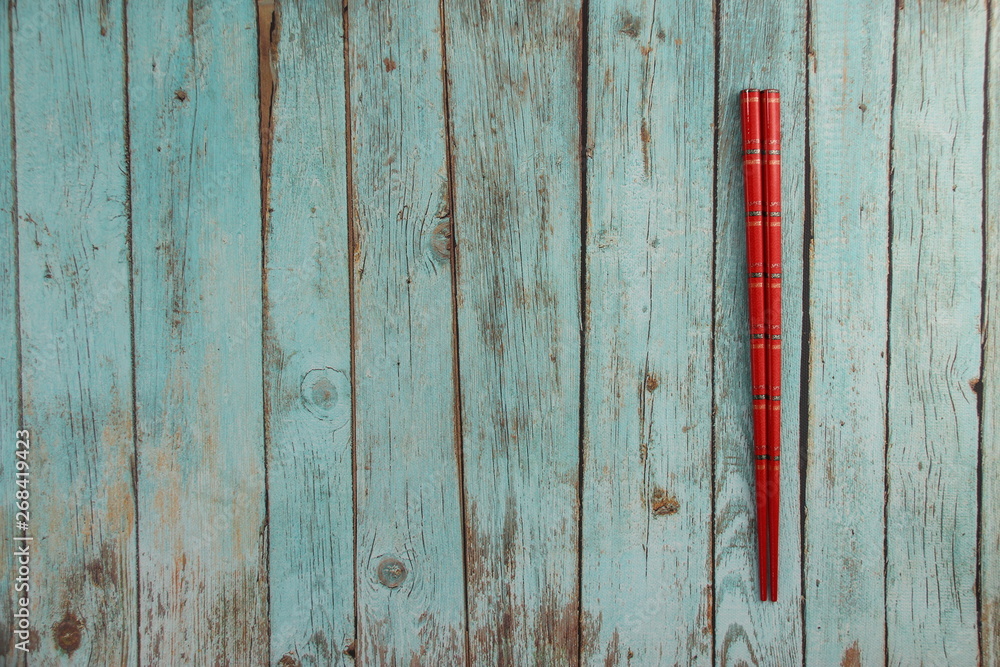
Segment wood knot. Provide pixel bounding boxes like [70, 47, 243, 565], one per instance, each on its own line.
[618, 10, 640, 38]
[300, 368, 350, 427]
[278, 654, 301, 667]
[54, 612, 83, 654]
[645, 374, 659, 392]
[651, 488, 680, 516]
[969, 377, 982, 394]
[376, 557, 407, 588]
[174, 89, 188, 102]
[383, 57, 397, 72]
[344, 640, 357, 657]
[431, 222, 453, 260]
[309, 376, 336, 409]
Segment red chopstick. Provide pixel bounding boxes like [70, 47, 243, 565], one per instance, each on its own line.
[761, 89, 782, 601]
[739, 89, 770, 601]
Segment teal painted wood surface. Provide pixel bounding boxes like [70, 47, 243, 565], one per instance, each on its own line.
[887, 2, 985, 664]
[0, 1, 998, 665]
[0, 1, 15, 661]
[803, 1, 893, 665]
[348, 0, 466, 663]
[445, 1, 583, 662]
[984, 0, 1000, 661]
[263, 1, 355, 664]
[582, 1, 714, 663]
[11, 1, 137, 663]
[128, 0, 267, 662]
[714, 0, 805, 664]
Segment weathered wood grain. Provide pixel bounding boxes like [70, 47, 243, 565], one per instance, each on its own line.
[714, 1, 806, 664]
[887, 1, 985, 665]
[128, 1, 267, 662]
[11, 1, 137, 662]
[983, 0, 1000, 661]
[802, 1, 894, 665]
[0, 2, 17, 661]
[444, 1, 582, 662]
[263, 2, 355, 664]
[347, 0, 466, 663]
[582, 1, 714, 663]
[3, 1, 996, 661]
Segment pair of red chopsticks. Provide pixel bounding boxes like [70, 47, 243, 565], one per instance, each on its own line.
[739, 89, 782, 602]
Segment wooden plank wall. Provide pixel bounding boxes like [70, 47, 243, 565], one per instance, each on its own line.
[348, 0, 466, 663]
[803, 1, 892, 664]
[445, 2, 583, 663]
[0, 0, 997, 665]
[264, 1, 355, 664]
[129, 1, 267, 662]
[584, 1, 714, 663]
[12, 2, 136, 663]
[888, 2, 985, 664]
[984, 0, 1000, 663]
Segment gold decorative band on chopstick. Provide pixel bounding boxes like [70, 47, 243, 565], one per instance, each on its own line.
[744, 159, 762, 165]
[766, 149, 781, 154]
[768, 395, 781, 401]
[755, 454, 770, 460]
[745, 149, 761, 154]
[767, 334, 782, 340]
[752, 395, 767, 400]
[746, 210, 763, 216]
[766, 212, 781, 216]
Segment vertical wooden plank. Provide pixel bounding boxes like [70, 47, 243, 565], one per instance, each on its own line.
[264, 1, 354, 664]
[0, 2, 17, 660]
[348, 0, 466, 662]
[714, 1, 805, 664]
[582, 1, 713, 663]
[801, 1, 893, 665]
[983, 0, 1000, 661]
[128, 1, 267, 662]
[11, 0, 136, 662]
[888, 1, 984, 665]
[444, 2, 582, 663]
